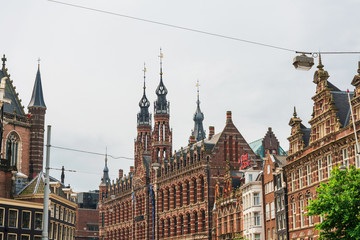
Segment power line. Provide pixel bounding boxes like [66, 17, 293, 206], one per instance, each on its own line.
[51, 145, 134, 160]
[47, 0, 296, 53]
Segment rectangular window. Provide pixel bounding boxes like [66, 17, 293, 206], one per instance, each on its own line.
[307, 198, 313, 226]
[9, 209, 18, 228]
[50, 205, 54, 218]
[281, 195, 285, 210]
[50, 222, 54, 239]
[266, 204, 270, 220]
[56, 205, 59, 219]
[0, 232, 3, 240]
[343, 148, 349, 168]
[60, 206, 63, 220]
[253, 193, 260, 206]
[254, 212, 260, 226]
[0, 208, 4, 226]
[327, 154, 332, 177]
[271, 202, 275, 219]
[292, 203, 296, 229]
[318, 159, 323, 181]
[298, 168, 303, 188]
[21, 235, 30, 240]
[21, 211, 31, 229]
[300, 200, 305, 227]
[255, 233, 261, 240]
[8, 234, 17, 240]
[306, 165, 312, 186]
[35, 212, 43, 230]
[291, 172, 295, 191]
[34, 236, 42, 240]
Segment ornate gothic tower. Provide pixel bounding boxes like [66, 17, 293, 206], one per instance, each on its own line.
[192, 80, 206, 142]
[134, 64, 152, 178]
[99, 155, 110, 200]
[28, 63, 46, 178]
[152, 50, 172, 164]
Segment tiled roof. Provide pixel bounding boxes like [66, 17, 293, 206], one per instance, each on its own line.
[0, 69, 25, 116]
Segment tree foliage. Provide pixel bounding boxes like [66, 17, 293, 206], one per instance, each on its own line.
[307, 166, 360, 239]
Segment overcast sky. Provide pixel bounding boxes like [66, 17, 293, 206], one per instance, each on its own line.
[2, 0, 360, 192]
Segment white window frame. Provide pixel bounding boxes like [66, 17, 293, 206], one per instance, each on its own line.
[21, 234, 30, 240]
[8, 233, 17, 240]
[306, 164, 311, 186]
[318, 159, 323, 181]
[291, 172, 295, 192]
[300, 200, 305, 227]
[271, 202, 275, 219]
[292, 203, 296, 229]
[342, 148, 349, 168]
[298, 168, 303, 188]
[327, 154, 332, 178]
[254, 212, 261, 226]
[253, 193, 260, 206]
[266, 204, 270, 220]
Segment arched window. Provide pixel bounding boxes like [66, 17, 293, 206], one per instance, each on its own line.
[201, 177, 205, 201]
[180, 185, 183, 207]
[6, 132, 21, 169]
[174, 217, 177, 236]
[163, 121, 166, 142]
[180, 215, 184, 234]
[194, 179, 197, 203]
[173, 186, 176, 209]
[187, 182, 190, 205]
[187, 214, 191, 234]
[167, 189, 170, 210]
[202, 211, 206, 232]
[167, 218, 171, 237]
[194, 212, 198, 232]
[161, 220, 165, 238]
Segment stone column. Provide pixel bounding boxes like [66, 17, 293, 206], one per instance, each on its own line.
[183, 182, 188, 206]
[191, 212, 195, 234]
[177, 215, 182, 236]
[190, 181, 194, 204]
[197, 178, 202, 202]
[176, 185, 181, 208]
[164, 189, 169, 211]
[170, 187, 174, 209]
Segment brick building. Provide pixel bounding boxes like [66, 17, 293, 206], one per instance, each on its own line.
[262, 153, 287, 240]
[0, 54, 47, 198]
[98, 53, 259, 240]
[76, 191, 100, 240]
[285, 58, 360, 240]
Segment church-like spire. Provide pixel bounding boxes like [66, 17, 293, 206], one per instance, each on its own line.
[192, 80, 206, 141]
[154, 49, 169, 114]
[101, 152, 110, 186]
[138, 63, 151, 126]
[28, 60, 46, 109]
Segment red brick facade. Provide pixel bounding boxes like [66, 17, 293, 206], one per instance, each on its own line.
[76, 208, 99, 239]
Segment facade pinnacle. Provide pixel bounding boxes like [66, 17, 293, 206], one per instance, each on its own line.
[192, 80, 206, 141]
[155, 49, 169, 114]
[28, 64, 46, 109]
[138, 63, 151, 126]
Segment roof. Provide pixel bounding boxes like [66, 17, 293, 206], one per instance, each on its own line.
[331, 90, 352, 127]
[17, 172, 66, 198]
[249, 138, 263, 156]
[28, 66, 46, 108]
[300, 124, 311, 147]
[0, 69, 25, 116]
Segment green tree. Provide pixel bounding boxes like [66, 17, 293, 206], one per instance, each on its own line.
[307, 165, 360, 239]
[232, 233, 248, 240]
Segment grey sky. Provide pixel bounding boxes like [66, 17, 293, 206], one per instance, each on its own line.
[2, 0, 360, 192]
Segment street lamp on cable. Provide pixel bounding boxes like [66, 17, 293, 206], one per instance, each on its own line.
[293, 53, 314, 71]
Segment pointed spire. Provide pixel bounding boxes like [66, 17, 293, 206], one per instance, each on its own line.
[192, 80, 206, 141]
[138, 63, 151, 126]
[28, 62, 46, 109]
[155, 48, 169, 114]
[293, 106, 297, 118]
[1, 54, 6, 70]
[317, 53, 324, 70]
[101, 148, 110, 186]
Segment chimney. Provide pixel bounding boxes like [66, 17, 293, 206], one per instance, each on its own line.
[189, 135, 196, 144]
[119, 169, 123, 179]
[209, 126, 215, 140]
[130, 166, 134, 173]
[61, 166, 65, 184]
[226, 111, 232, 124]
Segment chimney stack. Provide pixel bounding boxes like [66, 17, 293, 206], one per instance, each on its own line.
[226, 111, 232, 124]
[119, 169, 123, 179]
[189, 135, 196, 144]
[209, 126, 215, 140]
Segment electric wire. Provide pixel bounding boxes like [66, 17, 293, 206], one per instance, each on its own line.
[47, 0, 360, 55]
[51, 145, 134, 160]
[47, 0, 296, 53]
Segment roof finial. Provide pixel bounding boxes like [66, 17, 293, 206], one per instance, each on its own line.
[293, 106, 297, 118]
[143, 62, 147, 90]
[61, 166, 65, 184]
[159, 48, 163, 76]
[37, 58, 41, 67]
[2, 54, 6, 69]
[317, 53, 324, 70]
[105, 146, 108, 164]
[196, 79, 200, 105]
